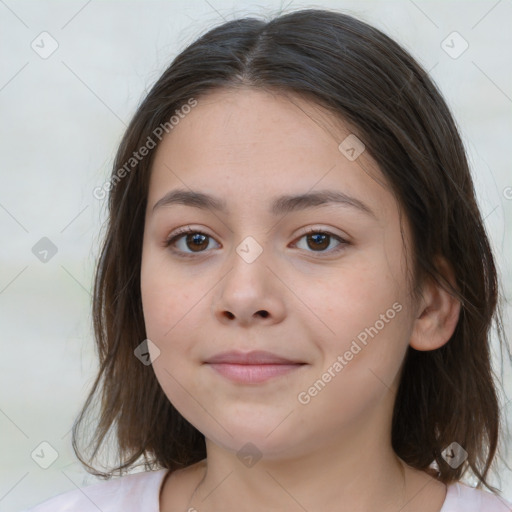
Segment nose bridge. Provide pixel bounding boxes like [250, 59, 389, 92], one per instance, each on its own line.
[211, 232, 284, 324]
[223, 233, 269, 295]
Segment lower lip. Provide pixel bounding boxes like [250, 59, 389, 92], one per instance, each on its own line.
[206, 363, 304, 383]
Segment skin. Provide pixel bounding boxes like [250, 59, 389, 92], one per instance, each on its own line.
[140, 87, 461, 512]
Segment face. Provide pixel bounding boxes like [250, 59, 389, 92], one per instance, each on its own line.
[140, 87, 419, 460]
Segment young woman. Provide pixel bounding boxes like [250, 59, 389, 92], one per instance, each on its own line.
[27, 7, 512, 512]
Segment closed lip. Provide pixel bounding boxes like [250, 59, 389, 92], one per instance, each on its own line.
[204, 350, 305, 365]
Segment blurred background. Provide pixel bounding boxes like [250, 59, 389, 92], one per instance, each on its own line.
[1, 1, 511, 510]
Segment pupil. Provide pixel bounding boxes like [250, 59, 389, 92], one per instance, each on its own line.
[309, 233, 328, 250]
[187, 233, 208, 251]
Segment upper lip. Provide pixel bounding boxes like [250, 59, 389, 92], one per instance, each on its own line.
[205, 350, 304, 365]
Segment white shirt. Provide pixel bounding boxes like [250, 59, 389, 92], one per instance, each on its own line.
[24, 469, 512, 511]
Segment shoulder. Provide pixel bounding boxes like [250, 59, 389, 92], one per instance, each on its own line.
[23, 469, 169, 512]
[441, 482, 512, 512]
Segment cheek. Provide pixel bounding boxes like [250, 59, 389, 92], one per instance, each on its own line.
[141, 271, 173, 340]
[140, 247, 198, 339]
[140, 249, 217, 389]
[140, 258, 203, 420]
[301, 255, 403, 339]
[296, 250, 411, 386]
[296, 295, 410, 432]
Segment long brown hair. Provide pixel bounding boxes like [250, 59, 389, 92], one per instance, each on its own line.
[73, 8, 510, 494]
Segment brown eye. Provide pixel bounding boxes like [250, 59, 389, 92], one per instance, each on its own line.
[306, 232, 330, 251]
[183, 232, 209, 252]
[165, 228, 220, 257]
[293, 229, 348, 255]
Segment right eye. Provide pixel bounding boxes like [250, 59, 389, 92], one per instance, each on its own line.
[165, 227, 220, 258]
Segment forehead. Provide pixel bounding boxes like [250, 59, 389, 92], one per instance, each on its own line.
[147, 87, 391, 219]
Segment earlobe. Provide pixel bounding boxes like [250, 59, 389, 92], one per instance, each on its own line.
[409, 257, 461, 351]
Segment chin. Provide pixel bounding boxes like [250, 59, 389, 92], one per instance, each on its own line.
[205, 423, 303, 460]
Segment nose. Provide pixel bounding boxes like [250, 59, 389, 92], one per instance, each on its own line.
[210, 245, 286, 327]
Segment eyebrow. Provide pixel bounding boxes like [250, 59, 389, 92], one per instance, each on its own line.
[152, 188, 376, 219]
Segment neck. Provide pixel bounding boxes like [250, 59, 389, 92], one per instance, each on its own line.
[185, 421, 443, 512]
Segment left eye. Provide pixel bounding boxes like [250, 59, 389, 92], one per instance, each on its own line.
[165, 227, 348, 257]
[293, 229, 347, 253]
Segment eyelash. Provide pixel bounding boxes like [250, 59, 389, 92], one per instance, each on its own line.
[164, 226, 349, 259]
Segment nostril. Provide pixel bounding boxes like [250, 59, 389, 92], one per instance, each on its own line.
[257, 310, 269, 318]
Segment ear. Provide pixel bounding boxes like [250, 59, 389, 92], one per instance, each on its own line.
[409, 257, 461, 351]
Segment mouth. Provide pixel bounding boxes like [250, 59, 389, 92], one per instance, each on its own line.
[204, 350, 307, 384]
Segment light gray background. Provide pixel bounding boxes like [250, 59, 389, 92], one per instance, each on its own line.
[1, 1, 511, 510]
